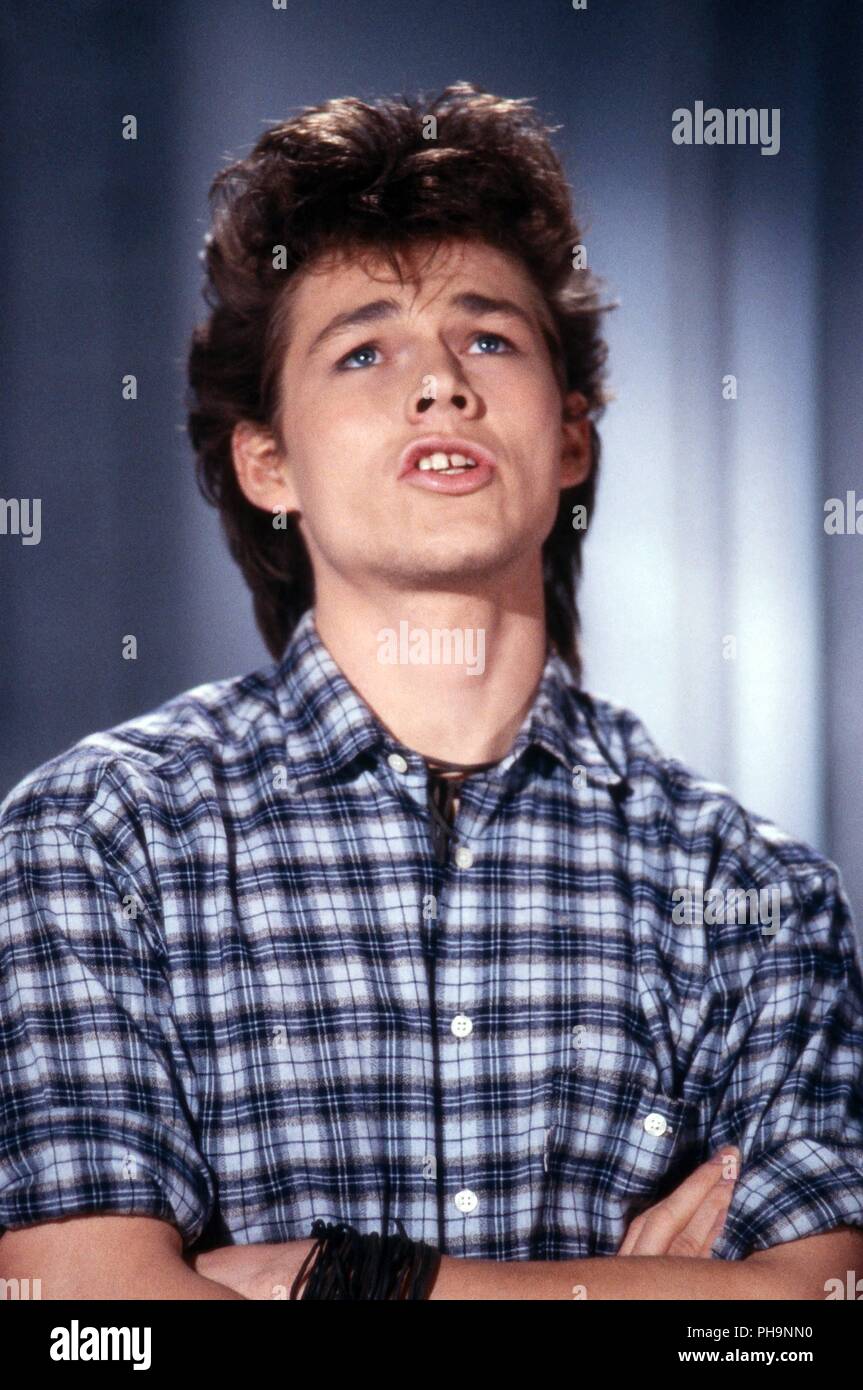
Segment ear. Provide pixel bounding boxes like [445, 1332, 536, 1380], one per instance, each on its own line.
[559, 390, 593, 490]
[231, 419, 301, 516]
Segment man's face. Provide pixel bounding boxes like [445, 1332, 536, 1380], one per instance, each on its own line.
[255, 237, 587, 600]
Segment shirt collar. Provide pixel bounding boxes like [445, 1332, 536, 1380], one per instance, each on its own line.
[272, 607, 627, 793]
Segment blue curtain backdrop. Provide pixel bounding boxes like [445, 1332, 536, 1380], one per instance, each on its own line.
[1, 0, 861, 939]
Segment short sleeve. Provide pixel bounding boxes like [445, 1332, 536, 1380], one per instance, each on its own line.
[703, 869, 863, 1259]
[0, 820, 215, 1246]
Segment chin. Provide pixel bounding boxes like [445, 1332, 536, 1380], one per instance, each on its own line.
[406, 546, 509, 576]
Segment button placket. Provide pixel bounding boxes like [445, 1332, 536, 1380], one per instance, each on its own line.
[446, 771, 501, 849]
[434, 851, 483, 1241]
[378, 749, 434, 824]
[425, 766, 507, 1235]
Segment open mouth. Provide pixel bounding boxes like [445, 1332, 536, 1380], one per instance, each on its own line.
[397, 436, 498, 479]
[396, 436, 497, 495]
[414, 451, 479, 476]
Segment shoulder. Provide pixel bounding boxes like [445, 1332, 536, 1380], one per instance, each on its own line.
[575, 687, 851, 940]
[0, 663, 278, 845]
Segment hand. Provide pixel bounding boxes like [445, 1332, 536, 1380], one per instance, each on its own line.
[617, 1146, 740, 1257]
[190, 1238, 317, 1299]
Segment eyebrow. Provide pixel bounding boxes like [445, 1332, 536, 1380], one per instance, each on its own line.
[306, 291, 549, 358]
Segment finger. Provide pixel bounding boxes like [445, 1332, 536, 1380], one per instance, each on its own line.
[666, 1177, 736, 1258]
[649, 1145, 739, 1232]
[706, 1201, 733, 1256]
[674, 1201, 734, 1262]
[625, 1147, 740, 1257]
[625, 1200, 676, 1256]
[617, 1209, 648, 1256]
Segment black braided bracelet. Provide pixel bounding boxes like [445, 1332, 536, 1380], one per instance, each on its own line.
[290, 1217, 442, 1300]
[290, 1218, 441, 1300]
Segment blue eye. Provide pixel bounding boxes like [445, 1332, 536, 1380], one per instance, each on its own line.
[338, 343, 381, 370]
[469, 332, 514, 354]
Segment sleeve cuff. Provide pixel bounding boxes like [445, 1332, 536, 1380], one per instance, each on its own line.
[0, 1107, 215, 1247]
[712, 1137, 863, 1260]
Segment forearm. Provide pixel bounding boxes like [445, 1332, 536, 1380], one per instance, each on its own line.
[195, 1225, 863, 1301]
[45, 1259, 247, 1299]
[101, 1263, 247, 1299]
[0, 1247, 246, 1300]
[204, 1239, 780, 1301]
[0, 1215, 249, 1300]
[190, 1237, 314, 1299]
[428, 1252, 786, 1301]
[57, 1267, 247, 1300]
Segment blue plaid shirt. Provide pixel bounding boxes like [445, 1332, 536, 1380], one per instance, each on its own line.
[2, 605, 863, 1263]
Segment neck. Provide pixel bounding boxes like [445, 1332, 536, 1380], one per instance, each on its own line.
[312, 571, 549, 765]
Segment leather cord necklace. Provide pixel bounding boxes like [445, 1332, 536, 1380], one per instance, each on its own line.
[425, 753, 499, 866]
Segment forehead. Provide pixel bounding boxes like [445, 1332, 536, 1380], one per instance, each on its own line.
[287, 237, 550, 332]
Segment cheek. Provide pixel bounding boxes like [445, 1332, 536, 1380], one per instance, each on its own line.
[503, 390, 564, 472]
[495, 363, 561, 424]
[292, 424, 384, 525]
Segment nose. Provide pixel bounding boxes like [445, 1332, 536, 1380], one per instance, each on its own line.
[416, 389, 468, 415]
[405, 355, 483, 424]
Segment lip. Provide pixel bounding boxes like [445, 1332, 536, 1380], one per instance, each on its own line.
[396, 435, 498, 496]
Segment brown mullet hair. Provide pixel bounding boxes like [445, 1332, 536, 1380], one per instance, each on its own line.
[186, 81, 615, 682]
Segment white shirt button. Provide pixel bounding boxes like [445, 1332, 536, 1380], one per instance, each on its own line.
[643, 1112, 669, 1137]
[451, 1014, 473, 1038]
[454, 846, 474, 869]
[387, 753, 408, 773]
[454, 1188, 478, 1214]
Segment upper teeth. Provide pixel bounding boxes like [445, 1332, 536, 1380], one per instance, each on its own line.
[415, 452, 477, 472]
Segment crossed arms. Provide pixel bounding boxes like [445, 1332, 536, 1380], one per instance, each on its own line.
[3, 1148, 861, 1300]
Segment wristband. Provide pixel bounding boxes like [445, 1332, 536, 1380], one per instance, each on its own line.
[290, 1217, 442, 1299]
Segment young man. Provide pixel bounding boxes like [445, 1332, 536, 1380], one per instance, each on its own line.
[2, 83, 862, 1301]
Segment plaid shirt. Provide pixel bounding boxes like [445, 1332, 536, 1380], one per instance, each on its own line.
[2, 605, 863, 1263]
